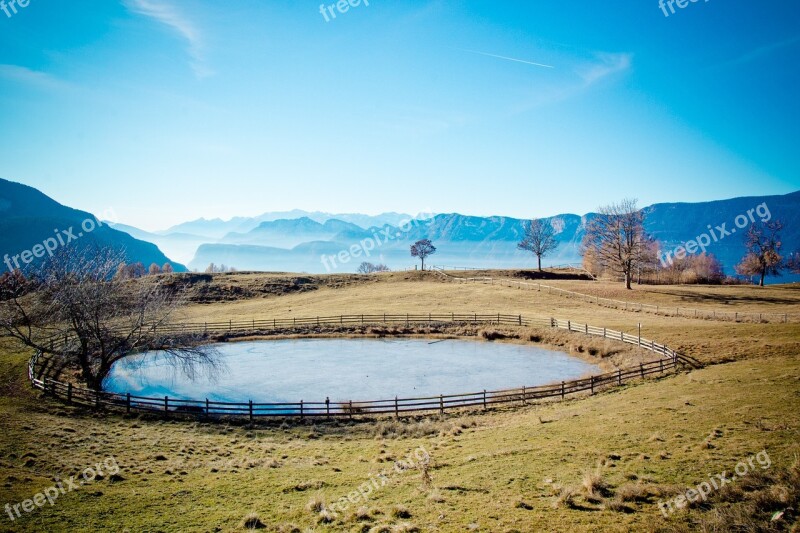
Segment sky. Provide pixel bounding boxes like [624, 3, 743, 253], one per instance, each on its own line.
[0, 0, 798, 231]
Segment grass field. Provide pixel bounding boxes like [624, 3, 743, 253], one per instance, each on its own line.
[1, 272, 799, 532]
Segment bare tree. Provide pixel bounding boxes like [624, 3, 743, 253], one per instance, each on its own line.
[0, 247, 219, 391]
[517, 218, 559, 271]
[162, 263, 174, 274]
[734, 220, 784, 286]
[149, 263, 161, 275]
[582, 199, 649, 290]
[410, 239, 436, 271]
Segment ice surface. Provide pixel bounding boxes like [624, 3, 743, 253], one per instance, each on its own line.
[104, 338, 600, 403]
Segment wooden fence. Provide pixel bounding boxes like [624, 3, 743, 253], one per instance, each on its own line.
[432, 268, 797, 324]
[27, 313, 698, 421]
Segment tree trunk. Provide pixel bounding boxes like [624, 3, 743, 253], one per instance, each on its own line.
[421, 258, 425, 271]
[625, 271, 632, 290]
[759, 268, 766, 287]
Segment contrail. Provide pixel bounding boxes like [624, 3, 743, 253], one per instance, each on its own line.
[456, 48, 554, 69]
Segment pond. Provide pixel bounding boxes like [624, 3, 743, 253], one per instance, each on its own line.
[103, 338, 600, 403]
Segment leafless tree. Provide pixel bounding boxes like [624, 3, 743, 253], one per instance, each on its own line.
[582, 199, 649, 290]
[162, 263, 174, 274]
[735, 220, 784, 286]
[0, 247, 219, 391]
[517, 218, 559, 271]
[149, 263, 161, 275]
[410, 239, 436, 270]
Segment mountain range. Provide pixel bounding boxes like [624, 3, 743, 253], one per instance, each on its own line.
[168, 191, 800, 279]
[2, 177, 798, 282]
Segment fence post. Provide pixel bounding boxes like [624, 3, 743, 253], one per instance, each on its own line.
[164, 396, 168, 413]
[640, 364, 644, 378]
[206, 398, 210, 416]
[126, 392, 131, 414]
[567, 320, 571, 331]
[440, 394, 444, 414]
[395, 396, 399, 418]
[249, 400, 253, 422]
[522, 386, 526, 405]
[561, 381, 565, 400]
[300, 400, 304, 420]
[67, 382, 73, 404]
[349, 400, 353, 419]
[326, 397, 330, 418]
[660, 359, 664, 373]
[617, 369, 622, 386]
[638, 323, 641, 346]
[585, 324, 588, 335]
[603, 327, 606, 338]
[518, 315, 522, 326]
[229, 320, 232, 332]
[590, 376, 594, 395]
[483, 390, 487, 409]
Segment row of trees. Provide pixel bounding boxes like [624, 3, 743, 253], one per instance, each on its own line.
[357, 262, 390, 274]
[516, 200, 796, 289]
[204, 263, 237, 274]
[115, 262, 174, 279]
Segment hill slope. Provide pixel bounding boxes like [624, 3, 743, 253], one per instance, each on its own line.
[0, 178, 185, 273]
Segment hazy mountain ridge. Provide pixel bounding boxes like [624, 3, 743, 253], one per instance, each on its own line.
[164, 211, 419, 240]
[185, 192, 800, 277]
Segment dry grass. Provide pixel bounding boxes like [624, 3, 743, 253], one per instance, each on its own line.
[1, 272, 799, 531]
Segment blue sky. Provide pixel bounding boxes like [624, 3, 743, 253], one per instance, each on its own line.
[0, 0, 798, 231]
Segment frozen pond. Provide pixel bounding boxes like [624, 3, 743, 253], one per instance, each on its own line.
[104, 338, 600, 403]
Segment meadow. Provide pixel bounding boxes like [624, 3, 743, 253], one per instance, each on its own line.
[1, 271, 798, 532]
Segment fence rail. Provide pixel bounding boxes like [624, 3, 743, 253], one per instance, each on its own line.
[28, 312, 697, 421]
[431, 268, 797, 324]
